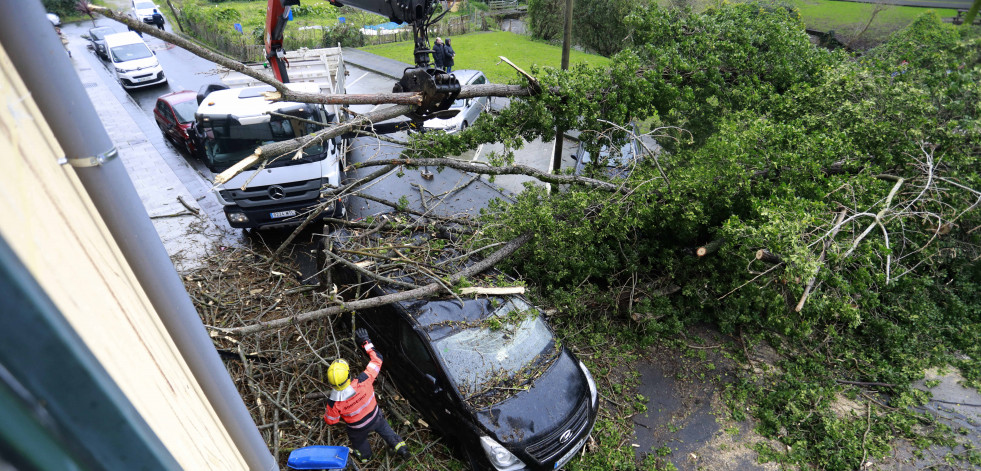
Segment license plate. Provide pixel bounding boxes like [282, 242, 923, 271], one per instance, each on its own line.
[270, 210, 297, 219]
[133, 75, 151, 82]
[554, 436, 587, 469]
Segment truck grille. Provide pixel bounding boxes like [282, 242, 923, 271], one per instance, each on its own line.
[229, 180, 321, 208]
[525, 397, 590, 463]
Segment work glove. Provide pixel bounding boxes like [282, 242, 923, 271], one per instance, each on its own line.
[355, 328, 371, 348]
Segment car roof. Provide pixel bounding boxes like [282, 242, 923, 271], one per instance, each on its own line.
[449, 69, 483, 85]
[158, 90, 197, 104]
[402, 296, 504, 341]
[334, 225, 532, 340]
[197, 83, 321, 116]
[104, 31, 146, 47]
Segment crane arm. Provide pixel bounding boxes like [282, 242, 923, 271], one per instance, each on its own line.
[266, 0, 300, 82]
[267, 0, 459, 121]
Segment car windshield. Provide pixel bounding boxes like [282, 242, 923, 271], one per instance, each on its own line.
[91, 28, 113, 40]
[202, 107, 327, 171]
[580, 140, 636, 168]
[134, 1, 155, 9]
[110, 43, 152, 63]
[170, 99, 198, 123]
[431, 297, 555, 400]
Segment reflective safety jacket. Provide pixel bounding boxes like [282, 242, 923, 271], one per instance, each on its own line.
[323, 343, 383, 429]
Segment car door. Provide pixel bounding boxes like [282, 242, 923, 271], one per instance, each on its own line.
[356, 305, 399, 355]
[397, 323, 465, 434]
[154, 100, 175, 138]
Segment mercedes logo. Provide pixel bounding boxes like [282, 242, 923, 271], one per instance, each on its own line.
[559, 429, 573, 444]
[268, 185, 286, 200]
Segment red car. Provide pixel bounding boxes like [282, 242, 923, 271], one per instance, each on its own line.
[154, 90, 201, 157]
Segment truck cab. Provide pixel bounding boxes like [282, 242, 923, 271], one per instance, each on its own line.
[196, 83, 345, 229]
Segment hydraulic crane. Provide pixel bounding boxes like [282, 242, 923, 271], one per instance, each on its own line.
[265, 0, 460, 121]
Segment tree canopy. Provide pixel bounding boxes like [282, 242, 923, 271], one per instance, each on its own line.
[412, 7, 980, 467]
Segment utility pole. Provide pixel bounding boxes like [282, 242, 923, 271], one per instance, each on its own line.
[550, 0, 574, 191]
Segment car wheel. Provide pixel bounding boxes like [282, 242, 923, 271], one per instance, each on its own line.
[461, 121, 468, 131]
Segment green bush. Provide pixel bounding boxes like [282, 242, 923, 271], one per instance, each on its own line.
[322, 24, 366, 48]
[41, 0, 77, 17]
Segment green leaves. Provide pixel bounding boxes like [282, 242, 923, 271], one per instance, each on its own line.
[467, 8, 981, 468]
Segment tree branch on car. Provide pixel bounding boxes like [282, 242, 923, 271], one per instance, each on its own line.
[213, 232, 534, 336]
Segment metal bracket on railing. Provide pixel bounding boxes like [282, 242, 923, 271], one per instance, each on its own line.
[59, 147, 118, 167]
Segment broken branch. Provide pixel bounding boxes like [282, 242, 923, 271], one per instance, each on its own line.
[215, 232, 534, 336]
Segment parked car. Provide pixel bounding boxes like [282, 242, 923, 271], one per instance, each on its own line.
[87, 26, 116, 59]
[132, 0, 158, 24]
[570, 124, 642, 179]
[423, 69, 489, 133]
[322, 224, 598, 471]
[104, 31, 166, 90]
[46, 13, 61, 26]
[154, 90, 201, 157]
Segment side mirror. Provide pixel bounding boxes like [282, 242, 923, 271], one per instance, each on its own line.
[425, 374, 443, 394]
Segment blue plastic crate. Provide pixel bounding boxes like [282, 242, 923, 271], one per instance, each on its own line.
[286, 446, 349, 470]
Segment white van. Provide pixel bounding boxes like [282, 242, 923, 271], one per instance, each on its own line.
[104, 32, 166, 90]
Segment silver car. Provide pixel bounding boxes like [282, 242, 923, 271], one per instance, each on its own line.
[423, 69, 488, 133]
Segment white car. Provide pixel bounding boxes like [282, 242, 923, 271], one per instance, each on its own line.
[46, 13, 61, 26]
[104, 31, 167, 89]
[132, 0, 158, 24]
[423, 69, 489, 133]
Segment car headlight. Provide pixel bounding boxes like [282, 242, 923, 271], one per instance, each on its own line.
[580, 360, 598, 408]
[115, 67, 131, 74]
[227, 212, 249, 225]
[479, 436, 524, 471]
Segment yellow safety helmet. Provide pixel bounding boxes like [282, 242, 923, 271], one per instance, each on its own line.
[327, 359, 351, 390]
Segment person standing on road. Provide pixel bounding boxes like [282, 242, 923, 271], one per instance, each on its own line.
[151, 9, 165, 30]
[432, 37, 445, 70]
[443, 38, 456, 73]
[324, 328, 410, 463]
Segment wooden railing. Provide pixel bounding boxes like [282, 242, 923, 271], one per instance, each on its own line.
[488, 0, 520, 10]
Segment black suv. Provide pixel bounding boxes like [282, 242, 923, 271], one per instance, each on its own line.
[322, 226, 598, 470]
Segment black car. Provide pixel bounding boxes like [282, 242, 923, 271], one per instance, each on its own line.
[322, 224, 598, 470]
[87, 26, 116, 59]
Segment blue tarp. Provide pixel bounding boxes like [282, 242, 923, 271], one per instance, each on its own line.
[363, 21, 409, 30]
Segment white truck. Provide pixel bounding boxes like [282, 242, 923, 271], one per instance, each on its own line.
[196, 47, 348, 230]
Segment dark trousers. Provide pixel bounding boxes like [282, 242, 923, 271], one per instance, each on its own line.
[346, 410, 402, 460]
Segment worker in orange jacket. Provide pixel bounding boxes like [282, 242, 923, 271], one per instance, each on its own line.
[324, 328, 410, 462]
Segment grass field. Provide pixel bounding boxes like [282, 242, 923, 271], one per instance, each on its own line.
[790, 0, 957, 33]
[359, 31, 612, 83]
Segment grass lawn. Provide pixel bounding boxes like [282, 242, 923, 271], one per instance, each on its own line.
[359, 31, 612, 83]
[789, 0, 957, 32]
